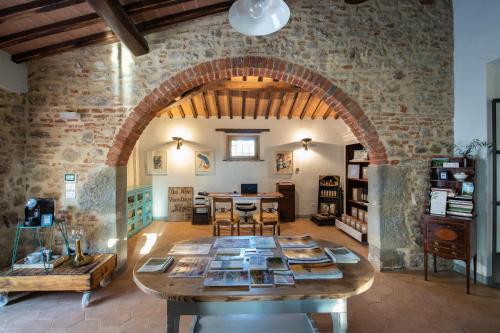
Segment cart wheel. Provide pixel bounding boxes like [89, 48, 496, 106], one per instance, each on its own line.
[0, 292, 9, 307]
[100, 276, 111, 288]
[81, 291, 91, 308]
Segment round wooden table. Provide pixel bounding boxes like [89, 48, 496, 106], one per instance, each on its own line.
[134, 237, 374, 333]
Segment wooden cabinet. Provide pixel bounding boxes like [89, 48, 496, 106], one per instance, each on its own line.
[311, 175, 341, 226]
[127, 185, 153, 237]
[276, 183, 295, 222]
[423, 214, 476, 293]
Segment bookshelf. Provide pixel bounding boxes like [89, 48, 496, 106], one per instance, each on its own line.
[310, 175, 342, 226]
[423, 156, 477, 294]
[336, 143, 369, 243]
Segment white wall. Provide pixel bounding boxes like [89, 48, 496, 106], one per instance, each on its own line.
[129, 118, 351, 219]
[0, 50, 27, 93]
[454, 0, 500, 280]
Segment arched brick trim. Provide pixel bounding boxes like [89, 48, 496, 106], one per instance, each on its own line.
[106, 56, 389, 166]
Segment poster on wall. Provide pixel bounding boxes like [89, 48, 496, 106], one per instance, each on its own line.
[168, 187, 193, 221]
[274, 151, 293, 175]
[195, 151, 215, 175]
[147, 150, 168, 175]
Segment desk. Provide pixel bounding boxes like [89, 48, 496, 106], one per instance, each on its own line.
[133, 237, 374, 333]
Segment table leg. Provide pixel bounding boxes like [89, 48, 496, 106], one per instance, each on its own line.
[331, 298, 347, 333]
[167, 303, 180, 333]
[81, 291, 91, 308]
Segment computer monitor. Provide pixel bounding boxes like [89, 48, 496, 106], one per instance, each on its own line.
[241, 183, 258, 195]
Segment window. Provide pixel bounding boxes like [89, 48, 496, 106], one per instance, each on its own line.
[226, 135, 260, 161]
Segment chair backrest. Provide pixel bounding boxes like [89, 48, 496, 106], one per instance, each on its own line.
[260, 197, 279, 220]
[212, 197, 234, 221]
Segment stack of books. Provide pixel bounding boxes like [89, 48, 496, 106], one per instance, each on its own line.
[289, 262, 343, 280]
[325, 247, 360, 264]
[447, 198, 474, 218]
[137, 256, 174, 273]
[277, 235, 318, 249]
[282, 247, 330, 264]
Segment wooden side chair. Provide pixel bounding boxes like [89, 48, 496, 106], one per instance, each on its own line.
[256, 198, 280, 236]
[212, 197, 239, 236]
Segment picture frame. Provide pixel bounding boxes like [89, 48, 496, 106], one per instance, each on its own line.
[347, 164, 360, 179]
[147, 150, 168, 175]
[461, 182, 474, 197]
[274, 151, 293, 175]
[438, 171, 448, 180]
[195, 151, 215, 175]
[352, 149, 368, 161]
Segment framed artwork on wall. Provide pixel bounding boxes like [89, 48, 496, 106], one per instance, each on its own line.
[347, 164, 360, 179]
[147, 150, 168, 175]
[195, 151, 215, 175]
[274, 151, 293, 175]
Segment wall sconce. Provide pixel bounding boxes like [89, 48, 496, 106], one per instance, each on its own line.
[302, 138, 312, 150]
[172, 137, 183, 150]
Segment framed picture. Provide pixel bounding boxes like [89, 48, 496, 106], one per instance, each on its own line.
[274, 151, 293, 175]
[347, 164, 360, 179]
[461, 182, 474, 197]
[195, 151, 215, 175]
[438, 171, 448, 180]
[147, 150, 168, 175]
[352, 149, 368, 161]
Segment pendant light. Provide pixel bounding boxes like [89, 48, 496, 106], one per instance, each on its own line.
[229, 0, 290, 36]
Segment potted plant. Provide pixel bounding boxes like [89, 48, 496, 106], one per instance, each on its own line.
[447, 139, 492, 167]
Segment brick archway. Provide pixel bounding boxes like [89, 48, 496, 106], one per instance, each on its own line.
[106, 56, 388, 166]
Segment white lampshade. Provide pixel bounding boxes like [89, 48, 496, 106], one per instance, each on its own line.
[229, 0, 290, 36]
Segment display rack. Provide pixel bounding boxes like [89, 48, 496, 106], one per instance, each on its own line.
[127, 185, 153, 237]
[311, 175, 342, 226]
[336, 143, 369, 243]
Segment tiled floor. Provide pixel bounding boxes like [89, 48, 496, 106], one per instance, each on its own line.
[1, 220, 500, 333]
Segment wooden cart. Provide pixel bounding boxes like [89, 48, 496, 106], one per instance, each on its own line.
[0, 253, 116, 308]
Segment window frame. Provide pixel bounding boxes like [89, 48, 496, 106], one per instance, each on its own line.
[225, 134, 260, 161]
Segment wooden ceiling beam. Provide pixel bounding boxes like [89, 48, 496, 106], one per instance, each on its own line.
[265, 93, 273, 119]
[188, 99, 197, 119]
[311, 102, 322, 120]
[275, 92, 285, 120]
[241, 91, 246, 119]
[253, 92, 261, 119]
[203, 80, 299, 93]
[87, 0, 149, 56]
[287, 92, 299, 119]
[178, 104, 186, 118]
[299, 94, 313, 119]
[200, 93, 209, 119]
[0, 0, 193, 48]
[228, 91, 233, 119]
[0, 0, 84, 23]
[11, 1, 233, 63]
[214, 91, 221, 119]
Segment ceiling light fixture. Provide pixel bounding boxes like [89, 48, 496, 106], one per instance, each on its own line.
[229, 0, 290, 36]
[302, 138, 312, 151]
[172, 137, 183, 150]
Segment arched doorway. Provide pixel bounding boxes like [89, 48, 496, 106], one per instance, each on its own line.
[106, 56, 389, 269]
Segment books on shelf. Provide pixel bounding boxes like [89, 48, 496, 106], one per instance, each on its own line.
[273, 270, 295, 285]
[137, 257, 174, 273]
[168, 243, 212, 255]
[277, 235, 317, 248]
[250, 270, 273, 287]
[203, 270, 250, 287]
[289, 262, 343, 280]
[325, 247, 360, 264]
[266, 256, 288, 271]
[282, 247, 329, 263]
[209, 260, 245, 270]
[169, 257, 211, 278]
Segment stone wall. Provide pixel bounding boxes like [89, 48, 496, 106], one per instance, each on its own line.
[19, 0, 453, 270]
[0, 87, 26, 268]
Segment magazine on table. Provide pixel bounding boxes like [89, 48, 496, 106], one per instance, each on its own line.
[325, 247, 360, 264]
[203, 270, 250, 287]
[289, 262, 343, 280]
[209, 259, 245, 270]
[266, 256, 288, 271]
[273, 270, 295, 285]
[216, 248, 244, 256]
[282, 247, 329, 262]
[251, 237, 277, 249]
[214, 237, 251, 249]
[137, 257, 174, 273]
[168, 243, 212, 255]
[246, 255, 267, 270]
[250, 270, 273, 287]
[244, 248, 275, 256]
[277, 235, 318, 249]
[168, 257, 211, 278]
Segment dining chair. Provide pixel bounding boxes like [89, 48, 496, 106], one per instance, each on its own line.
[212, 197, 239, 236]
[256, 197, 280, 236]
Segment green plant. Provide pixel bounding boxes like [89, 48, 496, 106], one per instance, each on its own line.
[447, 139, 492, 158]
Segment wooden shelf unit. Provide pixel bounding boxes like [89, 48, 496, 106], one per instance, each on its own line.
[127, 185, 153, 238]
[423, 157, 477, 294]
[337, 143, 369, 243]
[311, 175, 342, 226]
[276, 183, 295, 222]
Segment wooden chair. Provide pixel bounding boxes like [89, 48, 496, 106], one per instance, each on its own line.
[256, 198, 280, 236]
[212, 197, 239, 236]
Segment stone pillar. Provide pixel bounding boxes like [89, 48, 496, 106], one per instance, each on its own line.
[78, 166, 128, 272]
